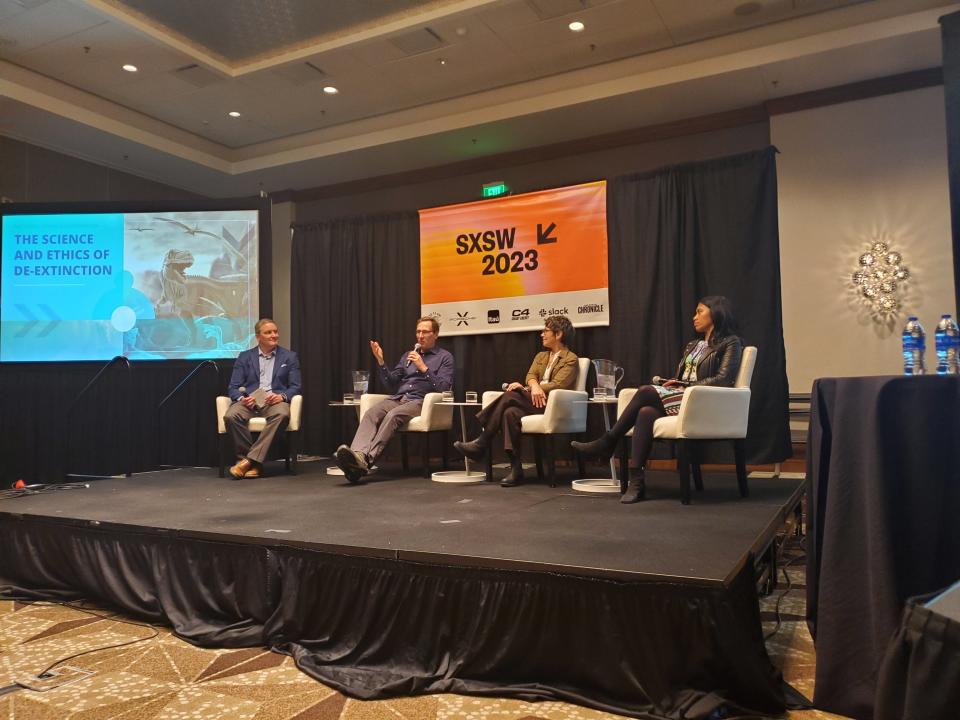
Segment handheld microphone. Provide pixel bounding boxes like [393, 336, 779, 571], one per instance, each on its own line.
[406, 343, 421, 367]
[238, 386, 247, 398]
[501, 383, 510, 390]
[652, 376, 663, 386]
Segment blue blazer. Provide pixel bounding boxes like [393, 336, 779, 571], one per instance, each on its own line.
[228, 346, 301, 402]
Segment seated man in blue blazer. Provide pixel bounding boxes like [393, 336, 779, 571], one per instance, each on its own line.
[225, 318, 301, 479]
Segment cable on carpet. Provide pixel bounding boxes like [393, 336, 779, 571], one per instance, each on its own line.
[2, 597, 160, 679]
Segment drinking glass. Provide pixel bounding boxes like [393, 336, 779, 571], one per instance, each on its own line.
[465, 391, 478, 403]
[352, 370, 369, 395]
[343, 392, 354, 404]
[593, 386, 608, 400]
[442, 390, 454, 402]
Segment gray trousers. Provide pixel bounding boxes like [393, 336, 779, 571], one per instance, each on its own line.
[350, 398, 423, 463]
[224, 400, 290, 464]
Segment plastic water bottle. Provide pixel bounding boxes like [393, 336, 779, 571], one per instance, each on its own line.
[902, 316, 926, 375]
[935, 314, 960, 375]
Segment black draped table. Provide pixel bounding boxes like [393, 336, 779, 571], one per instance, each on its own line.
[806, 375, 960, 719]
[874, 581, 960, 720]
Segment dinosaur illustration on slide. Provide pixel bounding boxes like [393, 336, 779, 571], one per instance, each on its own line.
[158, 249, 247, 321]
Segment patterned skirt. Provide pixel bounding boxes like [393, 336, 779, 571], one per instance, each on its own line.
[654, 385, 685, 415]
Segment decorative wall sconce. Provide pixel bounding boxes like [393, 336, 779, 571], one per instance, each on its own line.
[851, 239, 910, 314]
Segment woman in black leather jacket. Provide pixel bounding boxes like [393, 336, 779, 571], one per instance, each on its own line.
[572, 295, 743, 504]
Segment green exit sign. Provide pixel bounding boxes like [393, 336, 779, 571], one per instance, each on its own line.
[482, 181, 508, 198]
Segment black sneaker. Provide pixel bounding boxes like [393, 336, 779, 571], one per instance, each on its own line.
[344, 466, 365, 485]
[336, 445, 369, 472]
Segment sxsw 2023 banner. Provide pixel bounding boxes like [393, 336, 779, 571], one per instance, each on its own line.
[419, 181, 609, 336]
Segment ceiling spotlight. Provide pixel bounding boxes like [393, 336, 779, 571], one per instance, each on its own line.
[438, 58, 446, 66]
[568, 20, 585, 32]
[228, 111, 241, 118]
[323, 86, 338, 95]
[122, 64, 138, 72]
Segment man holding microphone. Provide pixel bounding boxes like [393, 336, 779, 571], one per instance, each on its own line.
[335, 317, 453, 483]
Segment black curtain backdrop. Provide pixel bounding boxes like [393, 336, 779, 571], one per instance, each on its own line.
[0, 360, 232, 484]
[0, 147, 790, 484]
[290, 212, 422, 454]
[292, 147, 791, 465]
[940, 10, 960, 315]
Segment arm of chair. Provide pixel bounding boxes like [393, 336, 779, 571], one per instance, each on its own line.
[617, 388, 638, 417]
[481, 390, 503, 408]
[216, 396, 231, 434]
[288, 394, 303, 431]
[416, 392, 454, 430]
[359, 393, 390, 421]
[539, 388, 589, 433]
[675, 386, 751, 439]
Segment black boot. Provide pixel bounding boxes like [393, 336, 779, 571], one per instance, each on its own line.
[620, 467, 645, 504]
[500, 450, 525, 487]
[571, 432, 617, 460]
[453, 436, 488, 461]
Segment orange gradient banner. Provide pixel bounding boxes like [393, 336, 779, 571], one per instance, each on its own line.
[419, 182, 608, 335]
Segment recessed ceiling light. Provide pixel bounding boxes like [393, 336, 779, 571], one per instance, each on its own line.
[228, 111, 241, 118]
[438, 58, 446, 66]
[568, 20, 585, 32]
[122, 64, 138, 72]
[323, 86, 338, 95]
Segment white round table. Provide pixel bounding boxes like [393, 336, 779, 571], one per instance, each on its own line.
[431, 401, 487, 484]
[571, 397, 622, 494]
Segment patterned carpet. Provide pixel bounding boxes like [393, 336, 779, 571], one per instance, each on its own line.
[0, 537, 847, 720]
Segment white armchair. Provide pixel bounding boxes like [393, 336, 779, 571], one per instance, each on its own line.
[359, 392, 454, 477]
[480, 357, 591, 486]
[216, 394, 303, 476]
[617, 346, 757, 504]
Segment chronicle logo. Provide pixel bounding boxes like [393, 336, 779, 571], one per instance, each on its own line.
[577, 304, 604, 314]
[451, 311, 475, 327]
[487, 310, 500, 324]
[538, 307, 569, 318]
[511, 308, 530, 321]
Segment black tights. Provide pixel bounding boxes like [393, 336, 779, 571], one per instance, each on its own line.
[607, 385, 666, 469]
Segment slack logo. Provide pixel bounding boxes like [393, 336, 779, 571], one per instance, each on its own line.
[487, 310, 500, 324]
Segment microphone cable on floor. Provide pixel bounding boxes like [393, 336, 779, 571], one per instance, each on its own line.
[1, 597, 160, 681]
[0, 482, 90, 500]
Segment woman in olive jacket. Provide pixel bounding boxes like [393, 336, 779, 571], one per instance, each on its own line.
[572, 296, 743, 504]
[454, 315, 578, 487]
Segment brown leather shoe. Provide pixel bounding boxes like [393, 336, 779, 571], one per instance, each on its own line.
[243, 462, 262, 478]
[229, 458, 252, 479]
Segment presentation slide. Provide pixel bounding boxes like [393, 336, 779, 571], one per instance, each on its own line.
[1, 209, 259, 362]
[419, 181, 609, 336]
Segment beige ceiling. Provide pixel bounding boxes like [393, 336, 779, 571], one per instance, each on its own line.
[0, 0, 953, 197]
